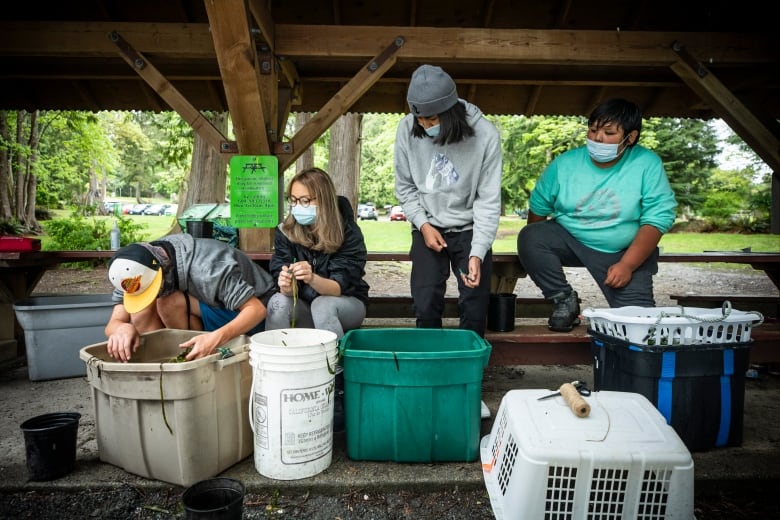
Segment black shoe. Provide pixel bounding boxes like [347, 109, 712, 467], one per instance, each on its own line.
[548, 290, 581, 332]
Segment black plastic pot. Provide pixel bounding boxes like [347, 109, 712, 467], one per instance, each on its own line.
[20, 412, 81, 481]
[487, 292, 517, 332]
[182, 477, 245, 519]
[187, 220, 214, 239]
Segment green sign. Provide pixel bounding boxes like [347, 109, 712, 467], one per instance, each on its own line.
[229, 155, 279, 228]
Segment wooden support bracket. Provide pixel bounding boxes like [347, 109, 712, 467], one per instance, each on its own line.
[671, 40, 780, 173]
[108, 30, 232, 163]
[279, 36, 405, 172]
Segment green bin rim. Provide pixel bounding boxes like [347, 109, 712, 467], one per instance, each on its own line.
[339, 328, 492, 360]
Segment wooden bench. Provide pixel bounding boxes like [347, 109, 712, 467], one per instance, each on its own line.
[480, 321, 780, 365]
[3, 248, 779, 366]
[366, 295, 572, 319]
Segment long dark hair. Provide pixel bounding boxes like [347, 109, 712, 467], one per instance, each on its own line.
[410, 101, 475, 145]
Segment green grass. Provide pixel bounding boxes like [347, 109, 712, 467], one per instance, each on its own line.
[39, 211, 780, 255]
[363, 216, 780, 254]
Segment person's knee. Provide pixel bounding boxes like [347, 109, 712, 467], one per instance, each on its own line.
[310, 296, 336, 316]
[266, 294, 293, 325]
[517, 222, 544, 257]
[267, 293, 292, 313]
[131, 305, 164, 332]
[154, 295, 182, 326]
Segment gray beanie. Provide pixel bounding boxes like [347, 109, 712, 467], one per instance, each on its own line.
[406, 65, 459, 117]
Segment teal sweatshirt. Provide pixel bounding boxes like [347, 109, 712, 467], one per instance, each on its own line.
[529, 145, 677, 253]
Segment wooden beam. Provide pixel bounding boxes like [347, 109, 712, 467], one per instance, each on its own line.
[246, 0, 275, 52]
[671, 41, 780, 173]
[108, 31, 231, 161]
[246, 0, 300, 92]
[274, 25, 774, 66]
[203, 0, 273, 252]
[0, 22, 216, 58]
[279, 36, 405, 173]
[0, 23, 773, 65]
[203, 0, 270, 155]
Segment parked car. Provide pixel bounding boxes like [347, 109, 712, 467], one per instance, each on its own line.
[121, 203, 135, 214]
[357, 203, 378, 221]
[389, 205, 406, 221]
[164, 204, 178, 216]
[127, 203, 151, 215]
[143, 203, 169, 216]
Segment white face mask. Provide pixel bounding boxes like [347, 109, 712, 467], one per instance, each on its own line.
[586, 136, 628, 163]
[291, 205, 317, 225]
[424, 124, 441, 137]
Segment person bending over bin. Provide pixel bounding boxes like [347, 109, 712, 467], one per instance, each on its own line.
[105, 233, 276, 361]
[517, 98, 677, 332]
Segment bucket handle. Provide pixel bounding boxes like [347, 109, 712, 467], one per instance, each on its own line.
[248, 365, 260, 434]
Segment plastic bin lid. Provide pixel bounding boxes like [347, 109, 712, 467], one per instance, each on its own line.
[178, 203, 218, 221]
[205, 203, 230, 220]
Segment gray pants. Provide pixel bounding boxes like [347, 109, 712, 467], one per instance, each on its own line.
[265, 293, 366, 338]
[516, 220, 658, 307]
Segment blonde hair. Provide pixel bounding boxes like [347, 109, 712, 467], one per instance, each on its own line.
[281, 167, 345, 253]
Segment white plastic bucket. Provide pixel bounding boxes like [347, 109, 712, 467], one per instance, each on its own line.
[248, 328, 339, 480]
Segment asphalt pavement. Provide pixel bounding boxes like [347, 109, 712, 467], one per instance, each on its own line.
[1, 356, 779, 515]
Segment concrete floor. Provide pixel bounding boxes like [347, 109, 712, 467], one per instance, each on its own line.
[1, 356, 778, 504]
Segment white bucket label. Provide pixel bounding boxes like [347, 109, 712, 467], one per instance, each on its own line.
[253, 377, 334, 465]
[253, 393, 270, 449]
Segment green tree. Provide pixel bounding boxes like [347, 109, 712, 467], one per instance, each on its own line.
[494, 115, 585, 214]
[359, 113, 403, 207]
[645, 118, 718, 216]
[102, 112, 155, 200]
[140, 111, 192, 200]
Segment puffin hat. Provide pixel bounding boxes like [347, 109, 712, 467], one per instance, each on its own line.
[108, 243, 163, 314]
[406, 64, 459, 117]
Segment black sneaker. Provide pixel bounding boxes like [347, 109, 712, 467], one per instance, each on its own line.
[548, 290, 581, 332]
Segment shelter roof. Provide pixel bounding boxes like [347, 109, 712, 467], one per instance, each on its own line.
[0, 0, 777, 121]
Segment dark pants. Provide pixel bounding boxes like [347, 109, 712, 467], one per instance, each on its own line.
[516, 220, 657, 307]
[410, 228, 492, 336]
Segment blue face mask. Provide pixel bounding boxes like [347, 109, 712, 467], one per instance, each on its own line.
[586, 137, 627, 163]
[291, 205, 317, 226]
[424, 124, 441, 137]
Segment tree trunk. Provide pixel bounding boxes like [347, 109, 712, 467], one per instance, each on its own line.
[21, 111, 41, 232]
[14, 111, 25, 223]
[294, 112, 314, 174]
[328, 113, 362, 215]
[86, 167, 100, 209]
[0, 111, 12, 220]
[181, 112, 228, 212]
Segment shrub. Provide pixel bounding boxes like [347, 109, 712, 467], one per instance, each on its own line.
[42, 212, 149, 266]
[0, 218, 24, 236]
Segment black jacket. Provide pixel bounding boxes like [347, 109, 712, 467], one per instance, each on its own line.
[270, 196, 370, 305]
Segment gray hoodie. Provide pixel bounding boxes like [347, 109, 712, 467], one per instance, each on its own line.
[111, 234, 275, 310]
[394, 100, 502, 260]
